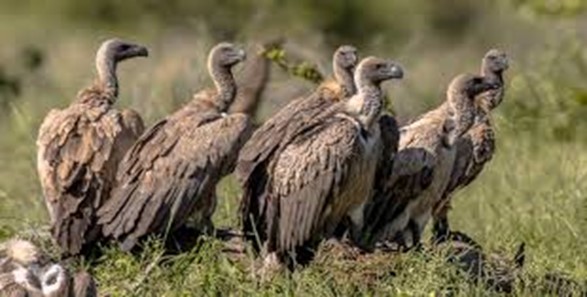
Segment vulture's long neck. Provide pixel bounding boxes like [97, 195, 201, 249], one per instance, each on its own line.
[481, 61, 504, 84]
[447, 89, 475, 140]
[346, 74, 382, 129]
[96, 52, 118, 100]
[210, 63, 236, 112]
[334, 62, 356, 98]
[480, 64, 504, 110]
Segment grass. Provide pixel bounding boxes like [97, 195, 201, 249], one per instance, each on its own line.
[0, 7, 586, 296]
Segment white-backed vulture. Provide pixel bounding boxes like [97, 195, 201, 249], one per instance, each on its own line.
[240, 57, 404, 267]
[0, 239, 96, 297]
[0, 240, 45, 297]
[36, 39, 148, 256]
[97, 43, 249, 252]
[358, 73, 499, 250]
[432, 49, 508, 242]
[229, 38, 283, 117]
[236, 45, 359, 250]
[0, 265, 85, 297]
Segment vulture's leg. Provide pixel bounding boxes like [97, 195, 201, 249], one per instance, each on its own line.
[347, 201, 366, 244]
[432, 207, 451, 245]
[406, 219, 423, 252]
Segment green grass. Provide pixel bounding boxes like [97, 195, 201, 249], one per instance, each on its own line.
[0, 6, 586, 296]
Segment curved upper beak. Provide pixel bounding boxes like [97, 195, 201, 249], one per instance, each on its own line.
[237, 48, 246, 62]
[389, 63, 404, 79]
[501, 58, 509, 70]
[135, 45, 149, 58]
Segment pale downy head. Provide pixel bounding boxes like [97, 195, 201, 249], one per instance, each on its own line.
[480, 49, 508, 109]
[96, 38, 149, 65]
[333, 45, 359, 97]
[354, 56, 404, 87]
[482, 49, 508, 74]
[346, 57, 403, 128]
[446, 73, 500, 141]
[95, 38, 149, 98]
[206, 42, 246, 112]
[207, 42, 246, 70]
[334, 45, 359, 70]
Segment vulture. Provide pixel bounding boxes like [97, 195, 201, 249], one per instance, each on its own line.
[0, 239, 47, 297]
[239, 56, 404, 268]
[97, 43, 249, 252]
[432, 49, 509, 242]
[358, 73, 499, 250]
[236, 45, 359, 250]
[0, 239, 97, 297]
[36, 39, 148, 256]
[229, 38, 283, 117]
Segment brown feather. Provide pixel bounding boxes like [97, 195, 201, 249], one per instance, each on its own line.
[263, 113, 380, 261]
[237, 83, 344, 248]
[98, 99, 253, 251]
[37, 90, 144, 255]
[432, 52, 507, 239]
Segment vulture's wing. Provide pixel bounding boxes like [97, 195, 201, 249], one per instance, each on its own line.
[236, 88, 338, 182]
[121, 108, 145, 139]
[361, 124, 439, 245]
[442, 134, 475, 200]
[269, 118, 359, 252]
[36, 104, 141, 255]
[98, 111, 252, 251]
[374, 114, 400, 194]
[439, 113, 495, 211]
[237, 88, 340, 243]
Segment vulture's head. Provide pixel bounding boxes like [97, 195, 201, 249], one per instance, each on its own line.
[355, 56, 404, 85]
[97, 38, 149, 64]
[483, 49, 508, 73]
[40, 264, 70, 297]
[334, 45, 359, 70]
[446, 73, 500, 139]
[448, 73, 500, 100]
[209, 42, 246, 69]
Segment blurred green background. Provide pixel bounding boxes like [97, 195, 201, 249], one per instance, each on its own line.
[0, 0, 585, 294]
